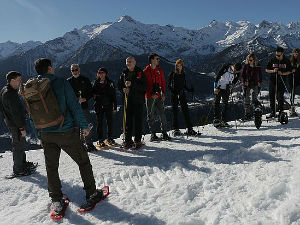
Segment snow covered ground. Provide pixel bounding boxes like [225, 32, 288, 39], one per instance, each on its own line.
[0, 113, 300, 225]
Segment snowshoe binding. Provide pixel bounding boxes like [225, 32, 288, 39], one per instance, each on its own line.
[78, 186, 109, 213]
[50, 196, 70, 221]
[254, 106, 262, 129]
[279, 111, 288, 125]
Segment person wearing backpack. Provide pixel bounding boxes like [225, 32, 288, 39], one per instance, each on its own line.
[168, 59, 197, 136]
[68, 64, 95, 151]
[92, 67, 117, 148]
[144, 53, 171, 141]
[241, 53, 263, 121]
[33, 58, 104, 216]
[0, 71, 37, 177]
[213, 63, 242, 127]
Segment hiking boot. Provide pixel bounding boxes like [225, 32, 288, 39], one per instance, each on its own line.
[51, 198, 67, 215]
[97, 141, 106, 148]
[289, 107, 297, 117]
[161, 132, 171, 141]
[150, 133, 160, 142]
[186, 128, 197, 136]
[107, 138, 116, 146]
[266, 112, 275, 119]
[83, 189, 104, 208]
[213, 119, 221, 128]
[133, 141, 144, 149]
[26, 161, 38, 170]
[121, 140, 134, 149]
[173, 129, 182, 136]
[221, 121, 230, 127]
[15, 167, 36, 176]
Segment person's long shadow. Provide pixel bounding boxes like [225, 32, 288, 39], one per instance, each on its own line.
[92, 135, 285, 172]
[76, 201, 165, 225]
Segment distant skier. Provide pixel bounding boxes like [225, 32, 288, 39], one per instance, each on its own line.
[92, 67, 117, 148]
[144, 53, 171, 141]
[289, 48, 300, 116]
[265, 47, 292, 119]
[168, 59, 197, 136]
[213, 63, 242, 128]
[241, 53, 263, 121]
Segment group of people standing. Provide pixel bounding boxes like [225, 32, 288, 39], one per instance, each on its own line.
[0, 47, 299, 216]
[65, 53, 197, 151]
[213, 47, 300, 126]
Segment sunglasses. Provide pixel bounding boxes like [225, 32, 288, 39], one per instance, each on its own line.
[276, 54, 282, 57]
[71, 69, 79, 72]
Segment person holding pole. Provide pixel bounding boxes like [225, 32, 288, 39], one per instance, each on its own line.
[118, 56, 147, 149]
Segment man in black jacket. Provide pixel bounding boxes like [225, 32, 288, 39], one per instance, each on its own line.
[118, 56, 147, 149]
[0, 71, 37, 177]
[93, 67, 117, 148]
[68, 64, 95, 151]
[266, 47, 292, 118]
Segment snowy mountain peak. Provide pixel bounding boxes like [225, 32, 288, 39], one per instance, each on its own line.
[259, 20, 272, 28]
[118, 15, 137, 24]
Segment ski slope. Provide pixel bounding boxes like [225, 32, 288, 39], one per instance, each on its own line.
[0, 114, 300, 225]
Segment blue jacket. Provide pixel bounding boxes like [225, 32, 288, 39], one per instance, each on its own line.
[39, 74, 88, 133]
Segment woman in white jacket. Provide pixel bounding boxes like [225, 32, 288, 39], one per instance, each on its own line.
[213, 63, 242, 128]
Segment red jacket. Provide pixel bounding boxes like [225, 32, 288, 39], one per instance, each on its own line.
[143, 65, 166, 99]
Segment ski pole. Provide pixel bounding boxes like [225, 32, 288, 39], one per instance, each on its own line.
[230, 89, 237, 130]
[122, 93, 128, 143]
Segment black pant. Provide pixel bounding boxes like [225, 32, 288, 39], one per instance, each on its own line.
[96, 106, 113, 141]
[289, 73, 300, 106]
[9, 126, 27, 173]
[214, 89, 230, 121]
[171, 93, 192, 130]
[269, 78, 285, 113]
[125, 101, 144, 143]
[40, 128, 96, 201]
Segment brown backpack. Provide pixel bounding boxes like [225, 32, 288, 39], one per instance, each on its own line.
[19, 77, 64, 129]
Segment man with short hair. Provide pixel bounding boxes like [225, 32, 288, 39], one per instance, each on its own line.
[68, 64, 95, 151]
[266, 47, 292, 118]
[118, 56, 147, 149]
[144, 53, 170, 141]
[0, 71, 37, 177]
[34, 58, 103, 216]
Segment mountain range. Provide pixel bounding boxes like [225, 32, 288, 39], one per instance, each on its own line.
[0, 15, 299, 98]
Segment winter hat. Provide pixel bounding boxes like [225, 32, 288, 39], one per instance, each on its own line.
[98, 67, 108, 74]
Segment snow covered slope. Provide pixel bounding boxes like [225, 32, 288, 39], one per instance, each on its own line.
[0, 113, 300, 225]
[0, 40, 42, 59]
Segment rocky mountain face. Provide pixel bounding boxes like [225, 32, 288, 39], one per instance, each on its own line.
[0, 16, 298, 98]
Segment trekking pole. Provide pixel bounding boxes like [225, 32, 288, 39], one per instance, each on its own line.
[230, 89, 238, 130]
[122, 93, 128, 143]
[291, 72, 295, 109]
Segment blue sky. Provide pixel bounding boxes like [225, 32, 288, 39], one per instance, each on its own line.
[0, 0, 299, 43]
